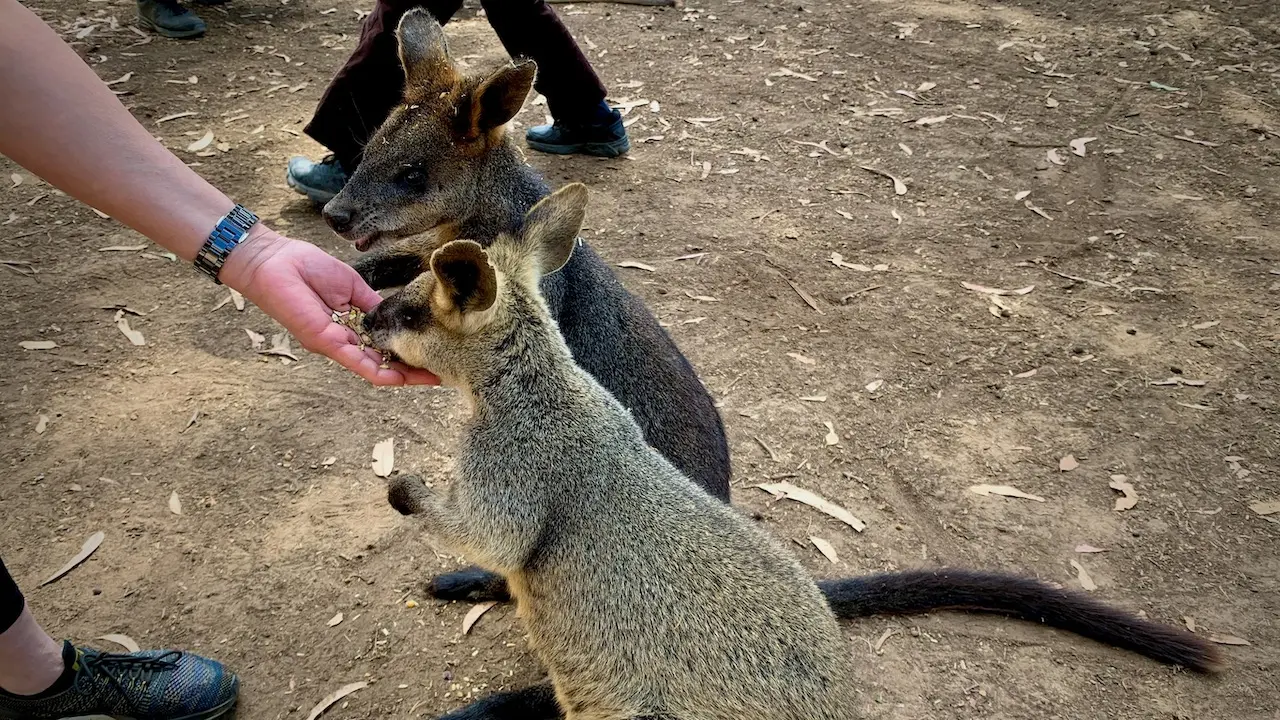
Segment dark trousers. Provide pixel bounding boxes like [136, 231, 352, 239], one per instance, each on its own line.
[304, 0, 608, 170]
[1, 557, 24, 633]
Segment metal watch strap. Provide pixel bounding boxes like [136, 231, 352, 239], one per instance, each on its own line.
[193, 204, 259, 284]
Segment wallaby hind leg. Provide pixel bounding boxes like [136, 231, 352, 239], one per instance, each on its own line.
[427, 566, 512, 603]
[436, 683, 560, 720]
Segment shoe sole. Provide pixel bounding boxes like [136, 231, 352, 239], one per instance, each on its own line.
[136, 16, 206, 39]
[285, 172, 338, 206]
[59, 696, 236, 720]
[526, 135, 631, 158]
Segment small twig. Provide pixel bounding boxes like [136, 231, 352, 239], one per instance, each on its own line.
[1041, 267, 1121, 289]
[1006, 139, 1063, 148]
[754, 436, 780, 462]
[841, 285, 882, 303]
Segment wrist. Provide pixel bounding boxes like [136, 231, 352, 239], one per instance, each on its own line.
[218, 224, 288, 292]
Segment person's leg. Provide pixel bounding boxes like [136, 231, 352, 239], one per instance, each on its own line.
[0, 559, 62, 696]
[0, 557, 239, 720]
[288, 0, 465, 204]
[480, 0, 629, 157]
[136, 1, 208, 39]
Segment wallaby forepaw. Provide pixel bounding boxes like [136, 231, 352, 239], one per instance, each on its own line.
[387, 474, 429, 515]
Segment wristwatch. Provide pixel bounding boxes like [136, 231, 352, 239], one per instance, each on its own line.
[193, 204, 259, 284]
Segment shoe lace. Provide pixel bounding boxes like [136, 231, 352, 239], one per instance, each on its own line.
[79, 651, 182, 708]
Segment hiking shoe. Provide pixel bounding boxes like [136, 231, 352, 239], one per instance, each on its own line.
[137, 0, 206, 39]
[287, 155, 349, 205]
[0, 641, 239, 720]
[525, 112, 631, 158]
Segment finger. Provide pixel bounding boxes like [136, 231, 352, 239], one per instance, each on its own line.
[328, 343, 408, 386]
[385, 361, 441, 386]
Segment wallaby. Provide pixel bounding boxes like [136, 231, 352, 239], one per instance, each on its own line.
[367, 185, 1219, 720]
[323, 9, 733, 604]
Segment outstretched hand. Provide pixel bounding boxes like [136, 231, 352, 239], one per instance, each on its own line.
[220, 228, 439, 386]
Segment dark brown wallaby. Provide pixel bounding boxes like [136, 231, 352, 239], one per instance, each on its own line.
[323, 10, 732, 606]
[366, 185, 1219, 720]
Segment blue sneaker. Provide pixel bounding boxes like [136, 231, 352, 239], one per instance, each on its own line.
[525, 111, 631, 158]
[286, 155, 349, 205]
[136, 1, 206, 39]
[0, 641, 238, 720]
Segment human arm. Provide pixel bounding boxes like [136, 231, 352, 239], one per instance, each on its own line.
[0, 0, 436, 386]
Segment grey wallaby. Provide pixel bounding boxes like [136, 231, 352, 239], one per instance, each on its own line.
[365, 184, 1219, 720]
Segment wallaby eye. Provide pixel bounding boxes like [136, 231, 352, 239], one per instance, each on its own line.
[398, 167, 428, 192]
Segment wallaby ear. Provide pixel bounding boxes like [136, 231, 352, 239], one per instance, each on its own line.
[522, 183, 588, 276]
[396, 9, 453, 93]
[429, 240, 498, 315]
[462, 60, 537, 139]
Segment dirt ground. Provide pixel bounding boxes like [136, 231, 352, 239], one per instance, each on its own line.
[2, 0, 1278, 717]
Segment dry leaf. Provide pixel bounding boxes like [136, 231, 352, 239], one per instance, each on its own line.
[10, 173, 22, 187]
[1014, 190, 1031, 200]
[757, 482, 866, 532]
[914, 115, 950, 126]
[1069, 136, 1097, 157]
[35, 414, 50, 434]
[1110, 475, 1138, 511]
[244, 329, 265, 350]
[114, 310, 146, 346]
[1047, 148, 1067, 165]
[41, 531, 105, 586]
[168, 491, 182, 515]
[99, 244, 148, 252]
[326, 612, 344, 628]
[787, 352, 815, 365]
[321, 456, 337, 467]
[229, 289, 245, 311]
[306, 681, 368, 720]
[799, 395, 827, 402]
[462, 601, 497, 634]
[961, 281, 1035, 296]
[1059, 455, 1079, 472]
[968, 484, 1046, 502]
[1070, 559, 1098, 591]
[1014, 369, 1038, 378]
[684, 291, 719, 302]
[1024, 200, 1052, 220]
[186, 131, 215, 153]
[1208, 634, 1250, 646]
[20, 340, 58, 350]
[371, 438, 394, 478]
[865, 379, 884, 393]
[616, 260, 656, 272]
[1075, 544, 1106, 553]
[1045, 96, 1060, 108]
[830, 253, 874, 272]
[1192, 320, 1220, 330]
[823, 421, 839, 446]
[787, 280, 824, 314]
[858, 165, 908, 195]
[97, 634, 140, 652]
[1184, 616, 1197, 632]
[1249, 501, 1280, 516]
[810, 536, 839, 563]
[260, 333, 299, 361]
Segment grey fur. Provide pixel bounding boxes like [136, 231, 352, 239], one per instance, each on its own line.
[374, 185, 856, 719]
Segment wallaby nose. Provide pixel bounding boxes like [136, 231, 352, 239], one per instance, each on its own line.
[323, 205, 355, 234]
[362, 307, 379, 333]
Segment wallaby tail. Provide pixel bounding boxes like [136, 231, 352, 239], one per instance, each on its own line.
[817, 568, 1221, 673]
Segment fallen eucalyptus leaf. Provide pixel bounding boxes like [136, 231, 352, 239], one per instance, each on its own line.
[371, 438, 394, 478]
[757, 482, 865, 532]
[305, 681, 368, 720]
[1070, 559, 1098, 591]
[462, 601, 497, 635]
[41, 531, 105, 586]
[969, 484, 1046, 502]
[97, 634, 140, 652]
[810, 536, 839, 563]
